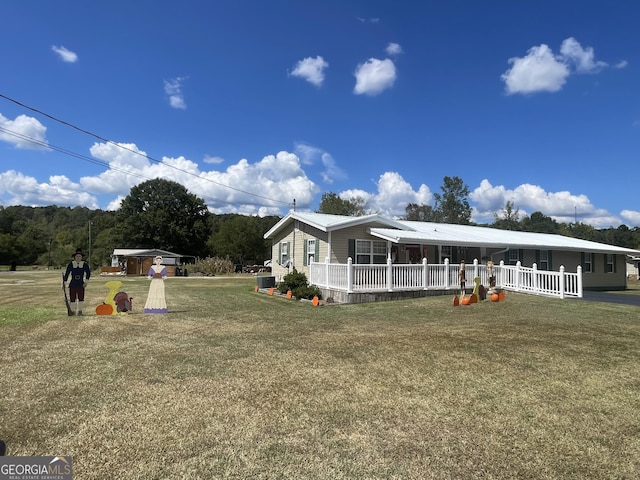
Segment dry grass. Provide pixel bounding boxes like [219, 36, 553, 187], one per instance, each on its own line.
[1, 270, 639, 479]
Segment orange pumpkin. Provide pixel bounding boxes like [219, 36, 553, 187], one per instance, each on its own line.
[286, 290, 292, 299]
[312, 296, 319, 306]
[461, 296, 471, 305]
[491, 293, 500, 302]
[95, 303, 113, 315]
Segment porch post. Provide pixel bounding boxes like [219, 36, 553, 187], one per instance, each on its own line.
[387, 257, 393, 292]
[498, 260, 505, 288]
[577, 265, 583, 298]
[445, 258, 450, 289]
[473, 258, 479, 279]
[325, 256, 330, 288]
[516, 261, 522, 291]
[422, 257, 428, 290]
[559, 265, 565, 299]
[347, 257, 354, 294]
[532, 263, 538, 293]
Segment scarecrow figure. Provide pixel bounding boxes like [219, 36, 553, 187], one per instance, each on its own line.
[63, 248, 91, 316]
[458, 260, 467, 295]
[144, 255, 168, 314]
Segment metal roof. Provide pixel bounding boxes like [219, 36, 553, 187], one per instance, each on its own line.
[264, 211, 640, 255]
[264, 211, 406, 237]
[371, 221, 640, 254]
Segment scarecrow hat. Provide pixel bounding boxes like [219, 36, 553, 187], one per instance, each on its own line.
[73, 248, 85, 258]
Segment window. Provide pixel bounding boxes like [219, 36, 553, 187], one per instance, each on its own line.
[606, 254, 615, 273]
[279, 241, 289, 267]
[441, 246, 452, 262]
[306, 239, 316, 265]
[583, 252, 593, 273]
[538, 250, 549, 270]
[355, 239, 387, 264]
[508, 249, 520, 265]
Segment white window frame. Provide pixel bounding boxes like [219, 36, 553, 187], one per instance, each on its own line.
[584, 253, 593, 273]
[307, 238, 316, 265]
[539, 250, 549, 270]
[508, 249, 520, 265]
[606, 254, 615, 273]
[355, 239, 387, 264]
[280, 241, 289, 266]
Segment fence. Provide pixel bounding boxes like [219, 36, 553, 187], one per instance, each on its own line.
[309, 258, 583, 299]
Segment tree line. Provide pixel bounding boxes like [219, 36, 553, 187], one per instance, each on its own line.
[2, 176, 639, 268]
[0, 179, 279, 268]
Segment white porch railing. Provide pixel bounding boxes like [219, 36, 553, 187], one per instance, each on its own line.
[309, 258, 583, 299]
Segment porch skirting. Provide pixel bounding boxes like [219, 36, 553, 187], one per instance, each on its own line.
[320, 287, 451, 304]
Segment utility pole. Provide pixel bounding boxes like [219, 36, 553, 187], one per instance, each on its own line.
[88, 220, 93, 267]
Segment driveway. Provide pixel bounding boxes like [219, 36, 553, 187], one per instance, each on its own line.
[579, 290, 640, 307]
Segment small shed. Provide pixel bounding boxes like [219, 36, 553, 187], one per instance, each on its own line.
[109, 248, 194, 276]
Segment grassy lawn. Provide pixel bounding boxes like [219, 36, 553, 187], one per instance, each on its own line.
[1, 270, 639, 479]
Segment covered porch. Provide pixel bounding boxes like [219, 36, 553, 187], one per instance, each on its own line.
[309, 258, 583, 304]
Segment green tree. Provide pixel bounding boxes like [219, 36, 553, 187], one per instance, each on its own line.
[492, 201, 521, 231]
[404, 203, 437, 222]
[521, 211, 560, 234]
[208, 215, 273, 264]
[317, 192, 366, 216]
[115, 179, 210, 256]
[433, 176, 472, 224]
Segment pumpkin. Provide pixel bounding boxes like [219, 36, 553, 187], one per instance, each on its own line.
[312, 296, 319, 306]
[491, 293, 500, 302]
[95, 303, 113, 315]
[286, 290, 292, 299]
[461, 296, 471, 305]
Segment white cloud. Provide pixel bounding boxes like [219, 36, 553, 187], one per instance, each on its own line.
[294, 143, 346, 183]
[203, 155, 224, 164]
[559, 37, 607, 73]
[0, 113, 49, 150]
[0, 170, 98, 208]
[386, 43, 403, 56]
[621, 210, 640, 226]
[339, 172, 431, 216]
[354, 58, 397, 96]
[614, 60, 628, 69]
[164, 77, 188, 109]
[51, 45, 78, 63]
[88, 145, 318, 215]
[290, 56, 329, 87]
[501, 44, 570, 95]
[470, 179, 620, 228]
[502, 38, 609, 95]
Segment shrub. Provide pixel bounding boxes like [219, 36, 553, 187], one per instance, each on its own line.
[278, 269, 322, 300]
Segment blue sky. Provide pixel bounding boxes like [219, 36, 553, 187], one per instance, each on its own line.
[1, 0, 639, 228]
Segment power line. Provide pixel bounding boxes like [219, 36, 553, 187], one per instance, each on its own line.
[0, 126, 151, 181]
[0, 93, 291, 206]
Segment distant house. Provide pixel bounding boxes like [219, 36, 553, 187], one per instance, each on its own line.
[108, 249, 194, 276]
[264, 211, 640, 302]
